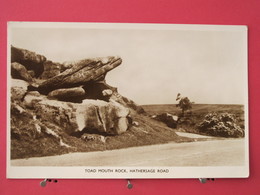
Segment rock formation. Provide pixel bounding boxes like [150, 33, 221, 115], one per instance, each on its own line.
[40, 60, 61, 79]
[10, 45, 136, 134]
[11, 79, 29, 102]
[152, 113, 178, 129]
[11, 46, 46, 77]
[38, 56, 122, 94]
[10, 46, 158, 160]
[11, 62, 33, 82]
[47, 87, 86, 102]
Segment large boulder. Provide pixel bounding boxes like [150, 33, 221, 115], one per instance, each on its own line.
[81, 133, 106, 143]
[30, 98, 130, 135]
[11, 79, 29, 102]
[11, 46, 46, 77]
[11, 62, 33, 82]
[48, 87, 86, 102]
[152, 113, 178, 128]
[23, 91, 46, 108]
[76, 99, 130, 135]
[38, 56, 122, 94]
[33, 99, 78, 134]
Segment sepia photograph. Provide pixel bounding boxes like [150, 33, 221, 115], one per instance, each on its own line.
[7, 22, 248, 178]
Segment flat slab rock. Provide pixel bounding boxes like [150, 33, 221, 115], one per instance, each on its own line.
[38, 56, 122, 94]
[48, 87, 86, 102]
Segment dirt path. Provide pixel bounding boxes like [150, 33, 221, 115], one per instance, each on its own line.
[175, 131, 214, 139]
[11, 139, 245, 167]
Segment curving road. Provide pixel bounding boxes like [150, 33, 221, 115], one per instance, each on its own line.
[11, 138, 245, 167]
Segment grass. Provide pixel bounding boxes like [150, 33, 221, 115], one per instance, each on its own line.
[11, 108, 193, 159]
[142, 104, 245, 134]
[142, 104, 244, 116]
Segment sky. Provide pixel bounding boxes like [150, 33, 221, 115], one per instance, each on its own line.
[9, 23, 247, 105]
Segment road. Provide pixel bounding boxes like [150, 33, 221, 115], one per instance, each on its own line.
[11, 138, 245, 167]
[175, 131, 214, 139]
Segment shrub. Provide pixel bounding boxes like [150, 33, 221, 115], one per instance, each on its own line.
[198, 112, 244, 138]
[176, 93, 193, 116]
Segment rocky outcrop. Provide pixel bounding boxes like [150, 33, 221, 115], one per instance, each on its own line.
[20, 95, 130, 135]
[10, 46, 132, 136]
[81, 133, 106, 143]
[40, 61, 61, 79]
[23, 91, 46, 108]
[38, 56, 122, 94]
[11, 79, 29, 102]
[11, 62, 33, 82]
[110, 92, 145, 114]
[10, 46, 148, 159]
[76, 99, 130, 135]
[33, 99, 79, 134]
[11, 46, 143, 111]
[11, 46, 46, 77]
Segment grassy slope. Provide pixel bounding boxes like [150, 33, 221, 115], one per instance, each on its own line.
[142, 104, 244, 116]
[104, 114, 192, 150]
[12, 103, 244, 159]
[142, 104, 245, 133]
[11, 111, 192, 159]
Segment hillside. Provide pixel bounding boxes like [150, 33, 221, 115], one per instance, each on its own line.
[142, 104, 245, 135]
[142, 104, 244, 116]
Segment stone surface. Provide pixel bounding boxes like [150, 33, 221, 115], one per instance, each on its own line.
[25, 98, 130, 135]
[11, 79, 29, 102]
[48, 87, 86, 102]
[132, 121, 139, 126]
[38, 56, 122, 94]
[110, 92, 145, 113]
[76, 99, 130, 135]
[102, 89, 113, 97]
[60, 61, 75, 72]
[34, 99, 78, 134]
[11, 62, 33, 82]
[23, 91, 46, 108]
[40, 61, 61, 79]
[81, 133, 106, 143]
[11, 46, 46, 77]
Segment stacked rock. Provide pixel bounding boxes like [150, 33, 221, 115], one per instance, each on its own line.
[10, 46, 140, 135]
